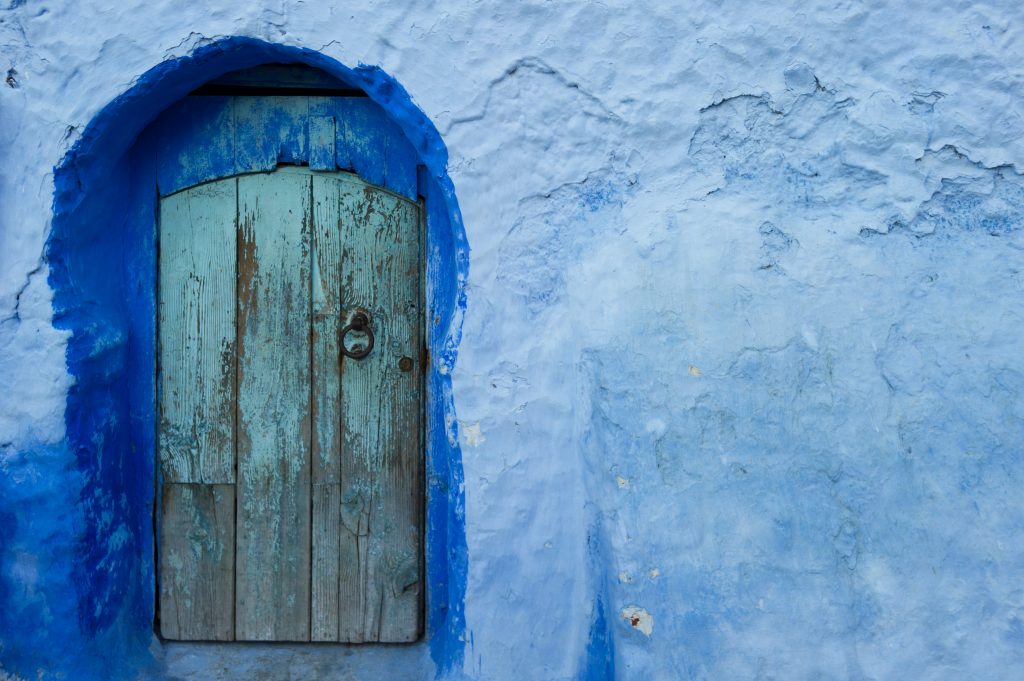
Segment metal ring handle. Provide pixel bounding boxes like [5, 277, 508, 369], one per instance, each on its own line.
[340, 312, 374, 360]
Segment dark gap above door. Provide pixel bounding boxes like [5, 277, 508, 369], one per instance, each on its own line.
[190, 63, 368, 97]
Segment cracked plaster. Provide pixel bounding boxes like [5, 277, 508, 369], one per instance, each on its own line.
[3, 1, 1024, 680]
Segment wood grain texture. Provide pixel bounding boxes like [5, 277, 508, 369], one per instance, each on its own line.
[155, 93, 420, 200]
[158, 157, 423, 642]
[235, 168, 313, 641]
[311, 483, 341, 641]
[311, 176, 343, 483]
[383, 118, 419, 201]
[312, 174, 423, 642]
[309, 115, 337, 171]
[158, 179, 237, 484]
[234, 96, 310, 172]
[156, 96, 235, 196]
[336, 99, 386, 188]
[159, 483, 235, 641]
[310, 176, 343, 640]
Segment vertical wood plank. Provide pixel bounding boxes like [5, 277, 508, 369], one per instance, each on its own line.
[235, 168, 313, 641]
[158, 179, 237, 484]
[159, 483, 235, 641]
[314, 174, 423, 642]
[155, 96, 235, 196]
[336, 98, 386, 187]
[310, 175, 342, 639]
[311, 483, 341, 641]
[311, 176, 343, 483]
[234, 96, 310, 173]
[309, 115, 337, 171]
[383, 119, 419, 201]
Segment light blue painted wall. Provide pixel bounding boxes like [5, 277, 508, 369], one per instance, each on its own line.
[1, 2, 1024, 680]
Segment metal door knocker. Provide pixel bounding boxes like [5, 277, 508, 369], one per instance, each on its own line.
[340, 311, 374, 360]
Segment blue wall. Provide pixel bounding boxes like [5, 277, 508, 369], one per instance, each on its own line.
[0, 38, 468, 680]
[4, 11, 1024, 680]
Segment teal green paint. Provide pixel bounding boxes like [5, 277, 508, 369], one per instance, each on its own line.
[158, 179, 238, 484]
[157, 178, 239, 639]
[325, 172, 423, 641]
[158, 167, 424, 642]
[234, 169, 314, 640]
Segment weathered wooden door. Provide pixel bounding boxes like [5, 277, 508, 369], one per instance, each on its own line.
[158, 166, 422, 642]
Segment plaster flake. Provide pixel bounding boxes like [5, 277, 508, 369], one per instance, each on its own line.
[459, 421, 485, 447]
[620, 605, 653, 636]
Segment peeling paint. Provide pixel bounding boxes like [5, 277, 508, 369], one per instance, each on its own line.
[4, 2, 1024, 681]
[460, 422, 485, 448]
[620, 606, 653, 636]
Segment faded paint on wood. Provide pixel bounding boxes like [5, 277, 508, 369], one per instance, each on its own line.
[159, 483, 235, 641]
[383, 118, 419, 201]
[311, 483, 341, 641]
[158, 165, 422, 643]
[311, 175, 343, 482]
[234, 96, 309, 172]
[309, 115, 336, 171]
[156, 93, 421, 202]
[235, 168, 313, 641]
[337, 98, 386, 188]
[310, 173, 342, 639]
[158, 179, 237, 483]
[156, 96, 235, 195]
[311, 174, 423, 642]
[310, 174, 342, 641]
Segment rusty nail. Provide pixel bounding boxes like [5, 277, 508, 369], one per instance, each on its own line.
[399, 357, 414, 372]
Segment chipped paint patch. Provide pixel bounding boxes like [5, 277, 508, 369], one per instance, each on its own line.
[620, 605, 653, 636]
[460, 421, 485, 447]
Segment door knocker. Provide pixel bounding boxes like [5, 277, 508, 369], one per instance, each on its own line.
[340, 311, 374, 360]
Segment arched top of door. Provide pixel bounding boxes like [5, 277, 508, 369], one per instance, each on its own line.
[152, 63, 421, 201]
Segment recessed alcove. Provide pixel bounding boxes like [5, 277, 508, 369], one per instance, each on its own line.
[46, 38, 468, 679]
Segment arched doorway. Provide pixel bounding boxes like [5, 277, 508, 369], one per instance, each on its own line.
[46, 38, 467, 676]
[154, 66, 424, 643]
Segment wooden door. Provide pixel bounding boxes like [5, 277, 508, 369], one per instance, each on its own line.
[157, 166, 423, 642]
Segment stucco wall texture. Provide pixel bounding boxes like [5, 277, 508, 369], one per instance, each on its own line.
[3, 1, 1024, 680]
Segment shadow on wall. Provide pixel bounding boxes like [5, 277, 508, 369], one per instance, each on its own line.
[0, 37, 468, 681]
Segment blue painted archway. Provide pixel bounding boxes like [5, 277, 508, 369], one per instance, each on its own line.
[41, 37, 467, 679]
